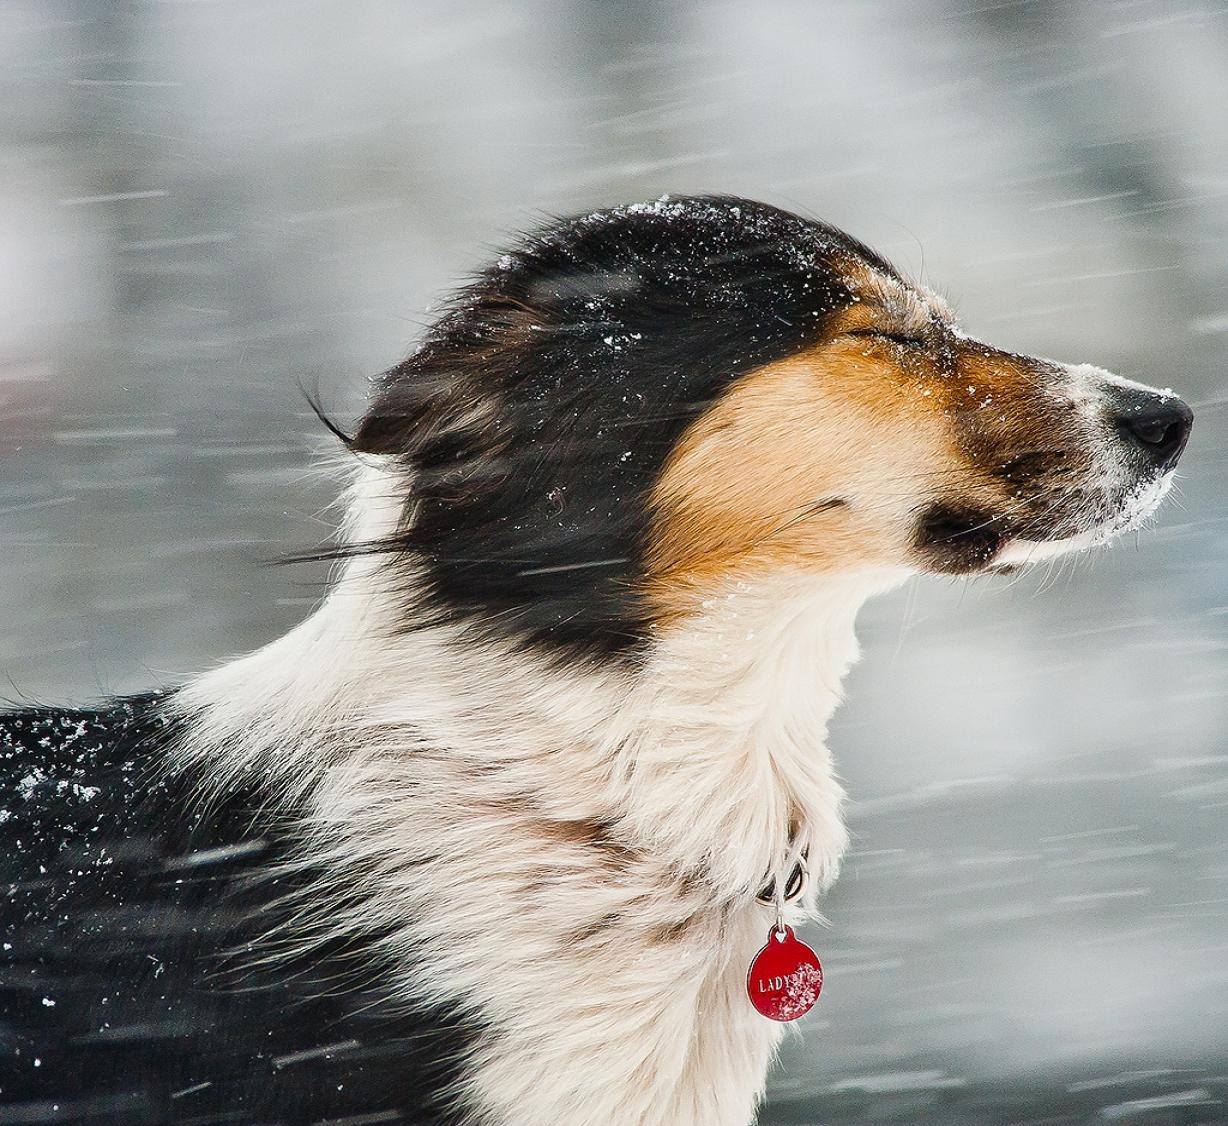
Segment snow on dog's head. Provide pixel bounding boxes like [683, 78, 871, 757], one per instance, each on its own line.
[351, 195, 1192, 657]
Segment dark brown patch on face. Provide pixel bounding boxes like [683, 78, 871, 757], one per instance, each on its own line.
[819, 267, 1113, 556]
[935, 346, 1100, 544]
[912, 502, 1008, 573]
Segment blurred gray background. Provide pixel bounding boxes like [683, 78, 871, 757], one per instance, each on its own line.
[1, 1, 1225, 1121]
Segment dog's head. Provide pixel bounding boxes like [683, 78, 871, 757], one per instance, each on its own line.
[354, 196, 1191, 657]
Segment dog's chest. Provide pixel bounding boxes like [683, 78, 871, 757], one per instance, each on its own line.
[324, 755, 790, 1126]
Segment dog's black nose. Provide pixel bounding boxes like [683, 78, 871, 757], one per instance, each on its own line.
[1111, 390, 1193, 470]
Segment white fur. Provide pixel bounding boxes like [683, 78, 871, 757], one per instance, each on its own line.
[995, 468, 1174, 566]
[171, 459, 904, 1126]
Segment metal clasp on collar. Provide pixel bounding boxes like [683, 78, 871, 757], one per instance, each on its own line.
[756, 854, 809, 906]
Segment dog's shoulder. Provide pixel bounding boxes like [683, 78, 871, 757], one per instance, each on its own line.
[0, 694, 480, 1124]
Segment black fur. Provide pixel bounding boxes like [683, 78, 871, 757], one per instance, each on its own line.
[0, 698, 481, 1124]
[353, 195, 897, 660]
[912, 502, 1008, 573]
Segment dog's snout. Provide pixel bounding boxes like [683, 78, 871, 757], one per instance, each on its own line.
[1110, 389, 1193, 470]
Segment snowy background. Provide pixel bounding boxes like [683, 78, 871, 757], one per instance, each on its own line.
[1, 1, 1226, 1121]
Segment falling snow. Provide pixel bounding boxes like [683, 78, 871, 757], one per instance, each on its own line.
[0, 2, 1224, 1123]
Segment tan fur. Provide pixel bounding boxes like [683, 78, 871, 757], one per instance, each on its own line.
[647, 346, 942, 606]
[644, 262, 977, 623]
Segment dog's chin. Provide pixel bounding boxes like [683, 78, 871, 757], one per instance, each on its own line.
[991, 471, 1176, 571]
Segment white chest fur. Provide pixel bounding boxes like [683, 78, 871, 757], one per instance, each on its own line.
[172, 466, 905, 1125]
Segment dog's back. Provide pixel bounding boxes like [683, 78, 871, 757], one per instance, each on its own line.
[0, 697, 474, 1125]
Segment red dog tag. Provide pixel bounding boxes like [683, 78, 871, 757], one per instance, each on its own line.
[746, 925, 823, 1021]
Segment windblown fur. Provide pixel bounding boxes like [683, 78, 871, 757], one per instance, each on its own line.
[1, 196, 1191, 1125]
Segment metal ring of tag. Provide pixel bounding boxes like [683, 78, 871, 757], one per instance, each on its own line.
[755, 855, 808, 906]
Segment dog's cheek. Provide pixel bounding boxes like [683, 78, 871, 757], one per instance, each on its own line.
[911, 502, 1007, 574]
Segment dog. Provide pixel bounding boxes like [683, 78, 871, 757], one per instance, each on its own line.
[0, 196, 1192, 1125]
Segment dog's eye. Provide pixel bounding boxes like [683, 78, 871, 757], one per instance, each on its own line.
[850, 330, 926, 349]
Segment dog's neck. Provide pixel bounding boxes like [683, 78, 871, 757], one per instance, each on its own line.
[174, 462, 904, 898]
[608, 568, 903, 894]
